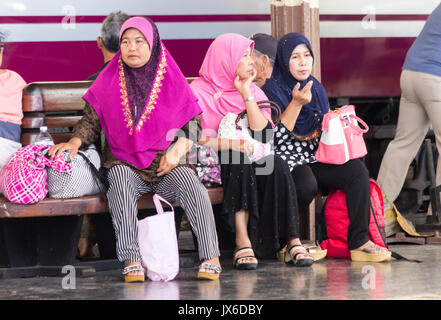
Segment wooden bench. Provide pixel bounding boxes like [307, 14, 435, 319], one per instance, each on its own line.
[0, 80, 228, 278]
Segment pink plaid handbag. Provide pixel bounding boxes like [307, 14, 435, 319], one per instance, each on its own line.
[0, 144, 72, 204]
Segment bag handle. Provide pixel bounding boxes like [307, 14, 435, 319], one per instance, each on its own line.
[340, 114, 369, 134]
[152, 194, 174, 215]
[235, 100, 282, 130]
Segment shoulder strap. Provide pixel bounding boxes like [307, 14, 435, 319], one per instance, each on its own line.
[369, 202, 423, 263]
[391, 251, 423, 263]
[77, 151, 107, 193]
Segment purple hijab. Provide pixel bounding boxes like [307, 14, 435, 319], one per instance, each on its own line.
[83, 17, 201, 169]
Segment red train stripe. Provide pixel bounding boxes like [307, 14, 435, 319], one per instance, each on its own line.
[0, 14, 271, 24]
[0, 14, 430, 24]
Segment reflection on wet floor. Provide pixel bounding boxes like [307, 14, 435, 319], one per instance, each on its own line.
[1, 231, 441, 300]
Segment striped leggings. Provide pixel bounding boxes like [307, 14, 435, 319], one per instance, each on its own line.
[106, 164, 220, 265]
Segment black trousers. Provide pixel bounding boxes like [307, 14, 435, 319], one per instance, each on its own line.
[291, 159, 370, 250]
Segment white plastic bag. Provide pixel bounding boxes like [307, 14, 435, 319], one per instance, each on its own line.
[137, 194, 179, 282]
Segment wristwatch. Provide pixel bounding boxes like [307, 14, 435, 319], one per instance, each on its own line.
[244, 96, 255, 102]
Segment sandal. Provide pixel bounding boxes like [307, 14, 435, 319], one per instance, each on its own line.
[123, 263, 145, 283]
[197, 262, 222, 280]
[285, 245, 314, 267]
[304, 242, 327, 262]
[233, 247, 258, 270]
[350, 242, 391, 262]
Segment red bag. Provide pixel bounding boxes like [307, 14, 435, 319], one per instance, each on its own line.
[320, 179, 387, 259]
[315, 105, 369, 165]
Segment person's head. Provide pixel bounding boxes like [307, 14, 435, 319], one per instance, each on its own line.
[119, 17, 154, 68]
[249, 33, 277, 87]
[97, 11, 130, 60]
[274, 33, 314, 83]
[199, 33, 255, 89]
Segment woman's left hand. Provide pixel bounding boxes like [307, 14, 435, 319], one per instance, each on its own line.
[157, 151, 180, 177]
[234, 69, 257, 98]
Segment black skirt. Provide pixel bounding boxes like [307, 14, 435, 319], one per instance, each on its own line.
[219, 150, 300, 259]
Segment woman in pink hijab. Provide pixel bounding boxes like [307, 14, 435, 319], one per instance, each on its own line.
[49, 17, 222, 282]
[190, 33, 314, 269]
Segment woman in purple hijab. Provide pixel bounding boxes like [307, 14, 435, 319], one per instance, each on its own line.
[49, 17, 221, 282]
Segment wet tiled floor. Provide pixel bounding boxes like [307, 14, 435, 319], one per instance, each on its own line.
[0, 231, 440, 300]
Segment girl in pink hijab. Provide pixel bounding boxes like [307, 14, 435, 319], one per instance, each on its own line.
[49, 17, 222, 282]
[190, 33, 314, 269]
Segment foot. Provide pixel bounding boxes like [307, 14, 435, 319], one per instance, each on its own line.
[287, 245, 314, 266]
[78, 237, 95, 258]
[199, 257, 221, 275]
[350, 241, 391, 262]
[234, 247, 258, 269]
[197, 257, 222, 280]
[123, 262, 145, 281]
[354, 241, 389, 254]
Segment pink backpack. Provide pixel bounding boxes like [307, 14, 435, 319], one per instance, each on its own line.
[0, 144, 71, 204]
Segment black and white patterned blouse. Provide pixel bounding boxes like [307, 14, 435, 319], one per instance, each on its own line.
[274, 122, 319, 171]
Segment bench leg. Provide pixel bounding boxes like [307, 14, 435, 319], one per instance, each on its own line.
[0, 216, 82, 268]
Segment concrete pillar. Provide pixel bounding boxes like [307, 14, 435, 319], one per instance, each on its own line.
[270, 0, 321, 81]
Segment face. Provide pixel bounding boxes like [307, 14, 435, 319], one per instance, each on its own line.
[288, 44, 313, 81]
[120, 28, 151, 68]
[235, 47, 255, 80]
[250, 51, 266, 86]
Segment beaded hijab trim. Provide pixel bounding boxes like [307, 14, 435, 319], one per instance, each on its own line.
[118, 45, 168, 135]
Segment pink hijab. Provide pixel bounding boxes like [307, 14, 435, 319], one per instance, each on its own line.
[190, 33, 272, 138]
[83, 17, 201, 169]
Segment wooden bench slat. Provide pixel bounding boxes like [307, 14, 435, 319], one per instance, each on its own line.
[46, 116, 83, 128]
[22, 81, 91, 113]
[21, 115, 45, 129]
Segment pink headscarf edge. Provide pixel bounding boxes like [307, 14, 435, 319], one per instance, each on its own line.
[119, 17, 154, 49]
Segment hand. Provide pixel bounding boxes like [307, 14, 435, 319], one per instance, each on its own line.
[234, 69, 257, 98]
[157, 151, 180, 177]
[47, 141, 80, 161]
[291, 80, 313, 107]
